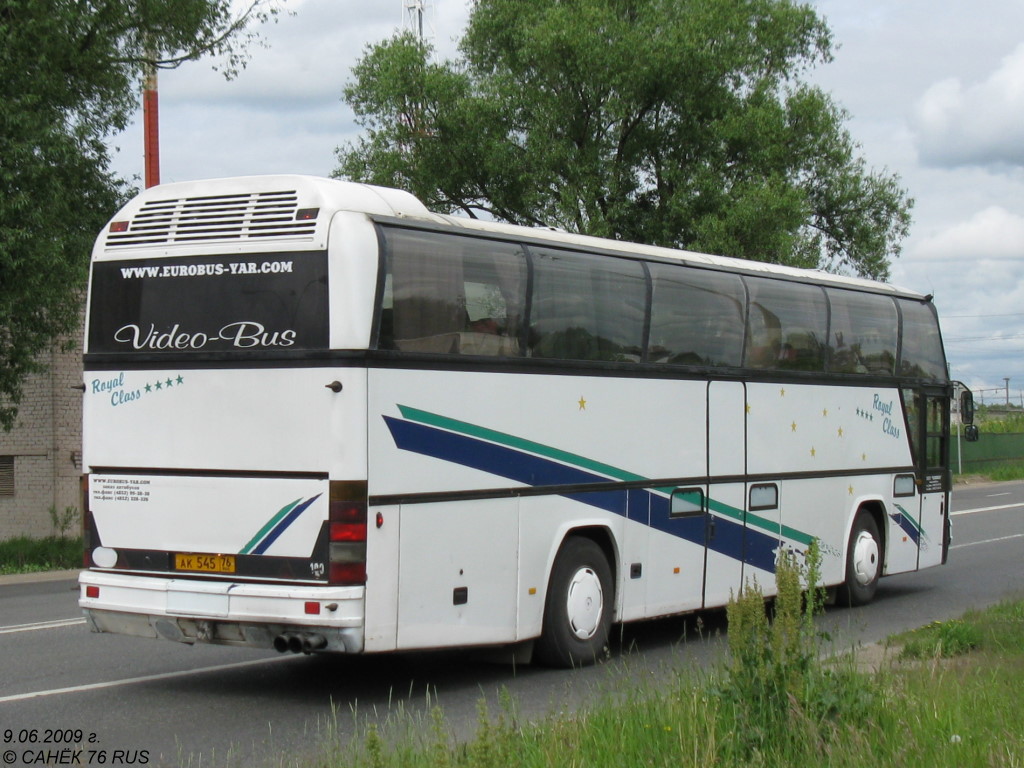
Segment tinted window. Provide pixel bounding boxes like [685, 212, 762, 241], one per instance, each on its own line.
[898, 299, 947, 381]
[827, 289, 897, 375]
[88, 251, 328, 354]
[379, 228, 527, 356]
[529, 247, 646, 362]
[648, 264, 745, 367]
[744, 278, 827, 371]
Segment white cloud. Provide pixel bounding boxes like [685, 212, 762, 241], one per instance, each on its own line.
[909, 206, 1024, 262]
[895, 207, 1024, 389]
[914, 43, 1024, 169]
[110, 0, 472, 182]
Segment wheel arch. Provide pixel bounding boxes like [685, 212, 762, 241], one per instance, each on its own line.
[548, 524, 619, 614]
[852, 499, 888, 573]
[563, 525, 618, 583]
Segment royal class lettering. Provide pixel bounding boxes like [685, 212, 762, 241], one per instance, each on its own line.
[91, 373, 124, 394]
[872, 394, 902, 439]
[113, 322, 297, 350]
[119, 260, 293, 279]
[90, 373, 141, 407]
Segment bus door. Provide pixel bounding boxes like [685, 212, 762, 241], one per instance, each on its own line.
[704, 381, 747, 607]
[905, 387, 951, 570]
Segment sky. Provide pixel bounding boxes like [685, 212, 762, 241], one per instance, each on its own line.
[108, 0, 1024, 403]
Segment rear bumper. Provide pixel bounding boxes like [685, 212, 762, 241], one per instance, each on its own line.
[78, 570, 365, 653]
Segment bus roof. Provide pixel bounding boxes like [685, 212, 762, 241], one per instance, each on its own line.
[99, 175, 923, 301]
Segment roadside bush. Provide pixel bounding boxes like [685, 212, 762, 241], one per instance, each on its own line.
[714, 539, 878, 762]
[0, 534, 81, 574]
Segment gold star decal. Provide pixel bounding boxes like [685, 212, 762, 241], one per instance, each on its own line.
[848, 485, 855, 495]
[791, 421, 798, 432]
[862, 452, 868, 461]
[837, 427, 844, 438]
[745, 402, 751, 414]
[780, 387, 786, 397]
[823, 408, 829, 417]
[810, 447, 817, 457]
[578, 396, 587, 411]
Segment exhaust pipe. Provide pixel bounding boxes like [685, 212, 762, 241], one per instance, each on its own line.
[301, 634, 327, 653]
[274, 633, 299, 653]
[273, 632, 327, 654]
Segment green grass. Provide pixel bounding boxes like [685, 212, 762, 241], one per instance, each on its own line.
[0, 534, 82, 574]
[981, 461, 1024, 482]
[305, 577, 1024, 768]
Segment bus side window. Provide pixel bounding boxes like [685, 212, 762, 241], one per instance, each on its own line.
[827, 289, 897, 375]
[379, 227, 526, 356]
[648, 264, 745, 368]
[529, 248, 645, 363]
[743, 277, 827, 372]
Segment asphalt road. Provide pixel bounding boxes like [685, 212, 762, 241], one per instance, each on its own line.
[2, 481, 1022, 768]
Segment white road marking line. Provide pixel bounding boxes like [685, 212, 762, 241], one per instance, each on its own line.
[0, 618, 87, 635]
[950, 533, 1024, 550]
[951, 502, 1023, 516]
[0, 655, 297, 704]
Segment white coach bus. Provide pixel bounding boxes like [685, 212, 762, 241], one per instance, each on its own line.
[79, 175, 965, 667]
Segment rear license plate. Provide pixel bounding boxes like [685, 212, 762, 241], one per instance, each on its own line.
[174, 553, 236, 573]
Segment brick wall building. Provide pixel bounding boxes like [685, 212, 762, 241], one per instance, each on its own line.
[0, 331, 83, 540]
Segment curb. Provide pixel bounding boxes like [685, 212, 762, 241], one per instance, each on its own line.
[0, 569, 82, 587]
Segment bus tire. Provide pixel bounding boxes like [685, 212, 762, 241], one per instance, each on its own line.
[841, 511, 881, 606]
[535, 536, 613, 668]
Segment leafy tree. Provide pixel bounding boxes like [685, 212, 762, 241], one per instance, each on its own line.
[336, 0, 911, 281]
[0, 0, 279, 430]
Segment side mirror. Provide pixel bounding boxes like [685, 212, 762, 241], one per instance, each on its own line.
[959, 389, 975, 425]
[964, 424, 980, 442]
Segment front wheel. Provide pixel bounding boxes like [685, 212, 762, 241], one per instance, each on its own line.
[535, 537, 613, 668]
[841, 512, 881, 606]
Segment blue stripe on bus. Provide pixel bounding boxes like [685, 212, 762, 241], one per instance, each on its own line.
[251, 494, 322, 555]
[383, 415, 781, 572]
[891, 504, 923, 545]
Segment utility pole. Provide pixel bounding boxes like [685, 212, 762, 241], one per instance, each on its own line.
[1005, 377, 1011, 407]
[143, 47, 160, 188]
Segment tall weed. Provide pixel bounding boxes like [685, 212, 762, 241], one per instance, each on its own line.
[715, 539, 876, 762]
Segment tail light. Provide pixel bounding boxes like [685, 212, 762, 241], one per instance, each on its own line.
[328, 481, 367, 585]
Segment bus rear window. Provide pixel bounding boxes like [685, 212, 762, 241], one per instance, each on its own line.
[88, 251, 328, 354]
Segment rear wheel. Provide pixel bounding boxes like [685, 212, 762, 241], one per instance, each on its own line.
[535, 537, 613, 668]
[841, 512, 881, 606]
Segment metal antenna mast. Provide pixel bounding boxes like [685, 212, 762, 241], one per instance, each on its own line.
[402, 0, 432, 42]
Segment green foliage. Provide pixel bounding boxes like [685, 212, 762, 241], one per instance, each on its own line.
[0, 0, 280, 430]
[984, 462, 1024, 481]
[336, 0, 912, 281]
[0, 535, 82, 574]
[714, 539, 880, 761]
[897, 600, 1024, 660]
[48, 505, 80, 539]
[899, 620, 982, 660]
[975, 410, 1024, 433]
[309, 598, 1024, 768]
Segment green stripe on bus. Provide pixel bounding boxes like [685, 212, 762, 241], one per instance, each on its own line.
[396, 404, 815, 547]
[240, 498, 302, 555]
[894, 503, 924, 535]
[397, 404, 646, 483]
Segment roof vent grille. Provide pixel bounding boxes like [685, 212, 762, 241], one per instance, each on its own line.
[106, 190, 317, 247]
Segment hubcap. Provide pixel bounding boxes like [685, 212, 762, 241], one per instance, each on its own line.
[852, 530, 879, 586]
[566, 566, 604, 640]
